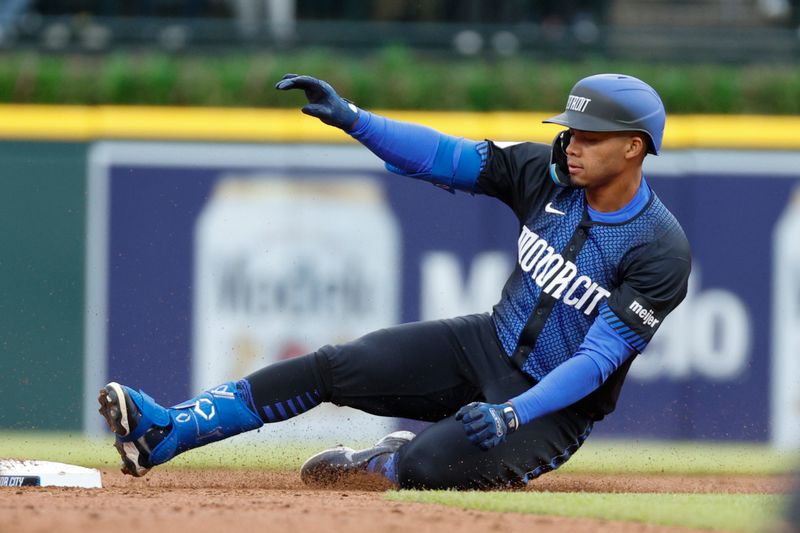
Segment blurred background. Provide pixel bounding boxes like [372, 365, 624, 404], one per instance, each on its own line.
[1, 0, 800, 110]
[3, 0, 800, 61]
[0, 0, 799, 458]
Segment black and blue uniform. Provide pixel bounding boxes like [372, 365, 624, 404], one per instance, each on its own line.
[243, 112, 692, 489]
[104, 74, 691, 487]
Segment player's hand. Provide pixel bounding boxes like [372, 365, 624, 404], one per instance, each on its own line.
[275, 73, 359, 131]
[455, 402, 519, 450]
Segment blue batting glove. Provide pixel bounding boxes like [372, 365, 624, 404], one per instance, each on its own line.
[455, 402, 520, 451]
[275, 73, 360, 131]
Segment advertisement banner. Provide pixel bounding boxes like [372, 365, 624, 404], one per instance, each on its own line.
[772, 189, 800, 449]
[85, 142, 800, 445]
[193, 176, 400, 439]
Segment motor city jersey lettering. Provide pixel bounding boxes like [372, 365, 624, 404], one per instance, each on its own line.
[517, 225, 610, 315]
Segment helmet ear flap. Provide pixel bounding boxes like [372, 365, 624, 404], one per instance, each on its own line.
[549, 130, 573, 187]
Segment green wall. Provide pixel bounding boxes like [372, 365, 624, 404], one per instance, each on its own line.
[0, 142, 86, 430]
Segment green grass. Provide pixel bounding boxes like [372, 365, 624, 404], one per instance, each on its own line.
[0, 431, 318, 470]
[0, 432, 796, 474]
[560, 439, 799, 475]
[386, 491, 788, 532]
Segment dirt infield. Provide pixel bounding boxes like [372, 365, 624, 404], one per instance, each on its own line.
[0, 469, 791, 533]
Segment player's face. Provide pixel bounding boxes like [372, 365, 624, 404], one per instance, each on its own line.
[565, 129, 641, 188]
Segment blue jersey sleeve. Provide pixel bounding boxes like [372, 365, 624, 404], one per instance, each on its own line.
[508, 317, 636, 425]
[348, 111, 485, 193]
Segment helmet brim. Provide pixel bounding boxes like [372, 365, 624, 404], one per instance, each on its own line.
[543, 111, 659, 155]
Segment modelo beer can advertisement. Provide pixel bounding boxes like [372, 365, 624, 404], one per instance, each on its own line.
[193, 176, 399, 441]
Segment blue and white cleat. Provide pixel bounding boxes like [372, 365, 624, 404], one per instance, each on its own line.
[98, 382, 165, 477]
[300, 430, 415, 488]
[98, 380, 264, 477]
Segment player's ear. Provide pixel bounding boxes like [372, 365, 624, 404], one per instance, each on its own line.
[624, 134, 646, 160]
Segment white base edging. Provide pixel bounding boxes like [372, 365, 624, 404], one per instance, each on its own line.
[0, 460, 102, 488]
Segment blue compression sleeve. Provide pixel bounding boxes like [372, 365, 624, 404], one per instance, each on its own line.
[349, 110, 484, 192]
[509, 317, 636, 425]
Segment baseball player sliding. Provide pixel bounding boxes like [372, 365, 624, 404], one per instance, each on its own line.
[99, 73, 691, 490]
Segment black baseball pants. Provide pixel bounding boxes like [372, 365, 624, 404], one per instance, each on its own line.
[246, 313, 594, 490]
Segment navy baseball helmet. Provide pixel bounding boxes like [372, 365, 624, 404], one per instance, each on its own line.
[543, 74, 665, 155]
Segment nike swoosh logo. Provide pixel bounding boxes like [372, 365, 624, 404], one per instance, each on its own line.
[545, 202, 566, 216]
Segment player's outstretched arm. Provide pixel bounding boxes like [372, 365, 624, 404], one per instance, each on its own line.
[276, 73, 484, 193]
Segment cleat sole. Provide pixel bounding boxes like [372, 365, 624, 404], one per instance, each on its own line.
[113, 440, 147, 477]
[97, 382, 150, 478]
[97, 382, 130, 437]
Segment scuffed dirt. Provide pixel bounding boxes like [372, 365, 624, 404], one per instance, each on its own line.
[0, 469, 790, 533]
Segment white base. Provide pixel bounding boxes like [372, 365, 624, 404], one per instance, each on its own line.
[0, 460, 102, 488]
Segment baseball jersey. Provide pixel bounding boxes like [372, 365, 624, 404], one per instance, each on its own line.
[477, 141, 692, 419]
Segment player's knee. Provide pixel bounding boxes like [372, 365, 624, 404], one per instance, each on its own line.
[395, 440, 461, 490]
[310, 346, 337, 402]
[312, 340, 373, 404]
